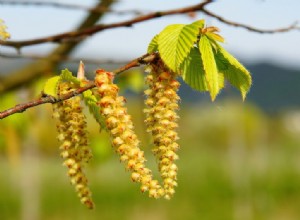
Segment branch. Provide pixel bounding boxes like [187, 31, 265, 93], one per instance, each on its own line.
[0, 1, 213, 48]
[0, 0, 115, 93]
[202, 8, 300, 33]
[0, 52, 129, 65]
[0, 0, 149, 15]
[0, 82, 95, 119]
[0, 53, 158, 120]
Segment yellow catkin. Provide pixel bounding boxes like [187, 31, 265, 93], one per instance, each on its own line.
[52, 82, 94, 209]
[95, 69, 164, 199]
[144, 60, 180, 199]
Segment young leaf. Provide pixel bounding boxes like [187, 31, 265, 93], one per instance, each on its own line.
[158, 20, 203, 72]
[199, 35, 220, 101]
[180, 47, 224, 94]
[206, 32, 225, 43]
[82, 90, 106, 131]
[61, 69, 80, 85]
[147, 34, 158, 53]
[215, 45, 252, 100]
[43, 76, 61, 98]
[191, 19, 205, 29]
[180, 47, 208, 92]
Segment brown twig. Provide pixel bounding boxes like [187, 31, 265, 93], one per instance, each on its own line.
[0, 52, 129, 65]
[0, 0, 149, 15]
[0, 53, 158, 120]
[0, 82, 96, 120]
[0, 0, 115, 93]
[202, 8, 300, 33]
[0, 1, 213, 48]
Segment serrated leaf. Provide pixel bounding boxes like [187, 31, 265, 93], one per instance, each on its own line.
[82, 90, 106, 131]
[43, 76, 60, 98]
[147, 34, 158, 53]
[158, 21, 202, 72]
[199, 35, 220, 101]
[180, 47, 208, 92]
[215, 45, 252, 100]
[180, 47, 224, 94]
[218, 72, 225, 90]
[60, 69, 80, 85]
[191, 19, 205, 29]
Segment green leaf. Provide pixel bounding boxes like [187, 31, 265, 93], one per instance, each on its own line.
[180, 47, 224, 94]
[199, 35, 220, 101]
[180, 47, 208, 92]
[215, 45, 252, 100]
[147, 34, 158, 53]
[191, 19, 205, 29]
[43, 76, 60, 98]
[82, 90, 106, 131]
[158, 20, 203, 71]
[60, 69, 80, 85]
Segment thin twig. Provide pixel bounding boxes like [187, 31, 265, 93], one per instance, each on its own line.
[0, 0, 115, 93]
[0, 1, 213, 48]
[0, 0, 149, 15]
[202, 8, 300, 33]
[0, 52, 129, 65]
[0, 53, 158, 120]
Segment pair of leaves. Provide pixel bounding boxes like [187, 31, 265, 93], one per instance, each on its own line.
[43, 69, 80, 98]
[148, 19, 252, 101]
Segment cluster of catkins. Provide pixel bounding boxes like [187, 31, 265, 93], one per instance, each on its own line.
[52, 60, 181, 208]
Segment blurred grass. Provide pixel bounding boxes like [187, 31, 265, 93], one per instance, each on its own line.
[1, 98, 300, 220]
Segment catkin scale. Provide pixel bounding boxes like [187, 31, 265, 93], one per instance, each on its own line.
[95, 69, 165, 199]
[144, 61, 180, 199]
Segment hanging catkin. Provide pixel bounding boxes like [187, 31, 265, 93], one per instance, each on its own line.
[144, 60, 180, 199]
[53, 82, 94, 209]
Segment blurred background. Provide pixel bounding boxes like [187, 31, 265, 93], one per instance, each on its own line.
[1, 0, 300, 219]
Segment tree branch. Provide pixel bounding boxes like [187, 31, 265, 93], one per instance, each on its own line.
[0, 53, 158, 120]
[0, 0, 149, 15]
[0, 51, 129, 65]
[0, 0, 115, 93]
[202, 8, 300, 33]
[0, 1, 213, 48]
[1, 0, 298, 50]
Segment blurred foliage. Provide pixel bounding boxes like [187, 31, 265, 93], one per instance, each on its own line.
[115, 69, 145, 93]
[1, 79, 300, 219]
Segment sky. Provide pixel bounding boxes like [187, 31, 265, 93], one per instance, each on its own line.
[0, 0, 299, 68]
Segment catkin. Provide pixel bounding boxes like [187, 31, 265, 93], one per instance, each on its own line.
[95, 69, 165, 199]
[52, 82, 94, 209]
[144, 61, 180, 199]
